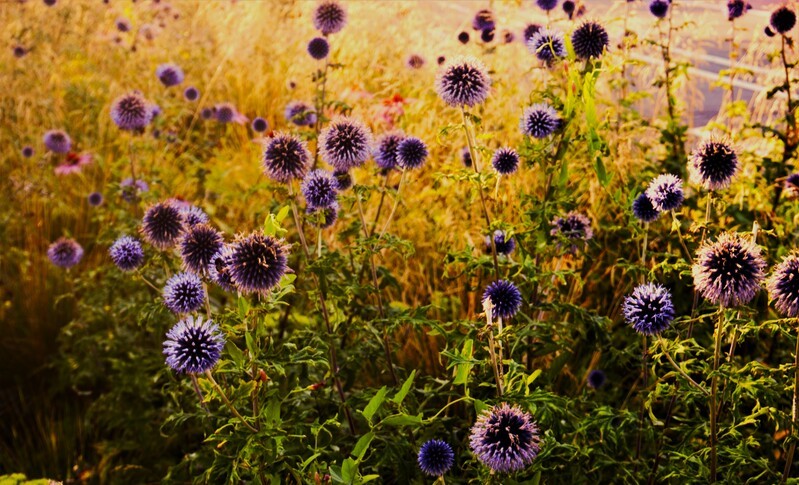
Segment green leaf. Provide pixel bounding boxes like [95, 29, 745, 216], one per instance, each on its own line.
[453, 339, 474, 385]
[341, 458, 358, 483]
[351, 431, 375, 461]
[226, 341, 244, 367]
[237, 296, 250, 319]
[380, 413, 423, 426]
[391, 370, 416, 405]
[361, 386, 388, 423]
[265, 398, 281, 425]
[473, 399, 489, 415]
[275, 205, 290, 223]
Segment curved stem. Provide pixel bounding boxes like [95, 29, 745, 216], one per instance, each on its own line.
[658, 336, 709, 396]
[204, 370, 258, 433]
[378, 170, 406, 240]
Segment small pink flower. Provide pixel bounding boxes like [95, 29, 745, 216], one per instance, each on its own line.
[54, 152, 92, 176]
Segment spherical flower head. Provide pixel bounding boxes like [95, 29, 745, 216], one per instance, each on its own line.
[483, 280, 523, 320]
[693, 232, 766, 307]
[520, 103, 561, 138]
[536, 0, 558, 11]
[768, 253, 799, 317]
[551, 211, 593, 251]
[302, 169, 338, 209]
[396, 137, 428, 170]
[587, 369, 606, 389]
[109, 235, 144, 271]
[785, 173, 799, 200]
[727, 1, 751, 21]
[470, 403, 541, 473]
[44, 0, 56, 6]
[491, 147, 519, 175]
[110, 91, 153, 131]
[645, 174, 684, 212]
[333, 170, 353, 191]
[116, 17, 131, 32]
[461, 146, 472, 168]
[308, 37, 330, 60]
[284, 101, 318, 127]
[228, 231, 289, 294]
[649, 0, 670, 19]
[47, 237, 83, 268]
[163, 315, 225, 374]
[373, 131, 405, 170]
[319, 117, 373, 171]
[214, 103, 238, 123]
[251, 117, 268, 133]
[418, 439, 455, 477]
[22, 146, 34, 158]
[458, 31, 470, 44]
[43, 130, 72, 154]
[88, 192, 104, 207]
[523, 23, 543, 42]
[622, 283, 675, 335]
[156, 63, 184, 87]
[472, 9, 495, 31]
[313, 0, 347, 35]
[435, 56, 490, 108]
[201, 107, 214, 120]
[571, 21, 609, 60]
[481, 28, 495, 43]
[486, 230, 515, 256]
[306, 201, 339, 229]
[437, 55, 446, 65]
[183, 86, 199, 101]
[263, 133, 311, 183]
[142, 201, 185, 250]
[208, 245, 236, 292]
[563, 1, 575, 15]
[527, 28, 566, 63]
[13, 45, 27, 58]
[771, 6, 796, 34]
[180, 205, 209, 227]
[163, 272, 205, 314]
[632, 192, 660, 223]
[689, 140, 739, 190]
[120, 177, 148, 202]
[502, 30, 515, 44]
[407, 54, 425, 69]
[179, 224, 224, 275]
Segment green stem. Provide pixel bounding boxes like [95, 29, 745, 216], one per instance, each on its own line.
[204, 370, 259, 433]
[658, 336, 709, 396]
[782, 320, 799, 483]
[710, 309, 724, 482]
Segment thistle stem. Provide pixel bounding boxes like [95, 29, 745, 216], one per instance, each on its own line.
[710, 308, 725, 483]
[782, 320, 799, 483]
[378, 169, 406, 240]
[658, 336, 709, 396]
[204, 370, 258, 433]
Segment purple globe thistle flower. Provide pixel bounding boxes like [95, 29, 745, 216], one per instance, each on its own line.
[407, 54, 425, 69]
[308, 37, 330, 60]
[333, 170, 353, 191]
[470, 403, 541, 473]
[302, 169, 338, 208]
[689, 140, 739, 190]
[116, 17, 131, 32]
[417, 439, 455, 477]
[319, 118, 373, 171]
[163, 315, 225, 374]
[461, 147, 472, 168]
[437, 55, 446, 65]
[183, 86, 199, 101]
[87, 192, 104, 207]
[491, 147, 519, 175]
[110, 91, 153, 131]
[649, 0, 670, 19]
[142, 202, 185, 249]
[306, 202, 339, 229]
[396, 137, 428, 170]
[458, 31, 470, 44]
[483, 280, 523, 320]
[527, 28, 567, 63]
[313, 0, 347, 35]
[179, 224, 224, 275]
[156, 63, 184, 87]
[284, 101, 317, 127]
[771, 6, 796, 34]
[571, 21, 609, 60]
[551, 211, 593, 245]
[784, 173, 799, 200]
[120, 177, 148, 202]
[251, 117, 268, 133]
[693, 232, 766, 307]
[262, 133, 311, 183]
[520, 103, 561, 138]
[201, 107, 214, 120]
[13, 45, 26, 58]
[163, 272, 205, 314]
[22, 146, 34, 158]
[43, 130, 72, 154]
[536, 0, 559, 11]
[523, 23, 543, 42]
[179, 205, 209, 227]
[208, 246, 236, 292]
[228, 231, 289, 294]
[44, 0, 56, 6]
[214, 102, 242, 123]
[622, 282, 675, 335]
[47, 237, 83, 268]
[472, 9, 495, 31]
[480, 28, 495, 43]
[563, 0, 575, 16]
[587, 369, 606, 389]
[109, 235, 144, 271]
[435, 56, 491, 108]
[150, 104, 162, 118]
[768, 253, 799, 317]
[646, 174, 684, 212]
[632, 192, 660, 223]
[486, 230, 515, 256]
[373, 131, 405, 170]
[502, 30, 515, 44]
[727, 1, 751, 21]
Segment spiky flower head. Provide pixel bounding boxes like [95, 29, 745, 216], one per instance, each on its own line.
[437, 55, 446, 65]
[109, 235, 144, 271]
[469, 403, 541, 473]
[88, 192, 103, 207]
[622, 283, 675, 335]
[632, 192, 659, 223]
[228, 231, 289, 294]
[435, 56, 491, 108]
[22, 146, 34, 158]
[480, 28, 495, 43]
[523, 23, 543, 42]
[120, 177, 148, 202]
[407, 54, 425, 69]
[693, 232, 766, 307]
[262, 133, 311, 183]
[771, 6, 796, 34]
[520, 103, 561, 138]
[302, 169, 338, 209]
[646, 174, 684, 212]
[472, 9, 495, 31]
[156, 63, 184, 87]
[373, 131, 405, 170]
[163, 272, 205, 314]
[179, 205, 209, 227]
[208, 245, 236, 292]
[163, 315, 225, 374]
[417, 439, 455, 477]
[307, 202, 339, 229]
[536, 0, 558, 11]
[116, 17, 131, 32]
[563, 0, 575, 16]
[284, 101, 318, 127]
[179, 224, 224, 275]
[313, 0, 347, 35]
[308, 37, 330, 60]
[689, 140, 739, 190]
[47, 237, 83, 268]
[727, 1, 751, 21]
[201, 107, 214, 120]
[486, 230, 515, 256]
[587, 369, 606, 389]
[110, 91, 153, 131]
[319, 117, 373, 171]
[571, 21, 609, 60]
[784, 173, 799, 200]
[491, 147, 519, 175]
[649, 0, 670, 18]
[183, 86, 199, 101]
[43, 130, 72, 154]
[333, 170, 353, 191]
[458, 31, 470, 44]
[483, 280, 523, 320]
[13, 45, 26, 58]
[551, 211, 593, 250]
[214, 102, 241, 123]
[252, 117, 268, 133]
[396, 137, 428, 170]
[142, 201, 185, 249]
[767, 253, 799, 317]
[527, 28, 566, 63]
